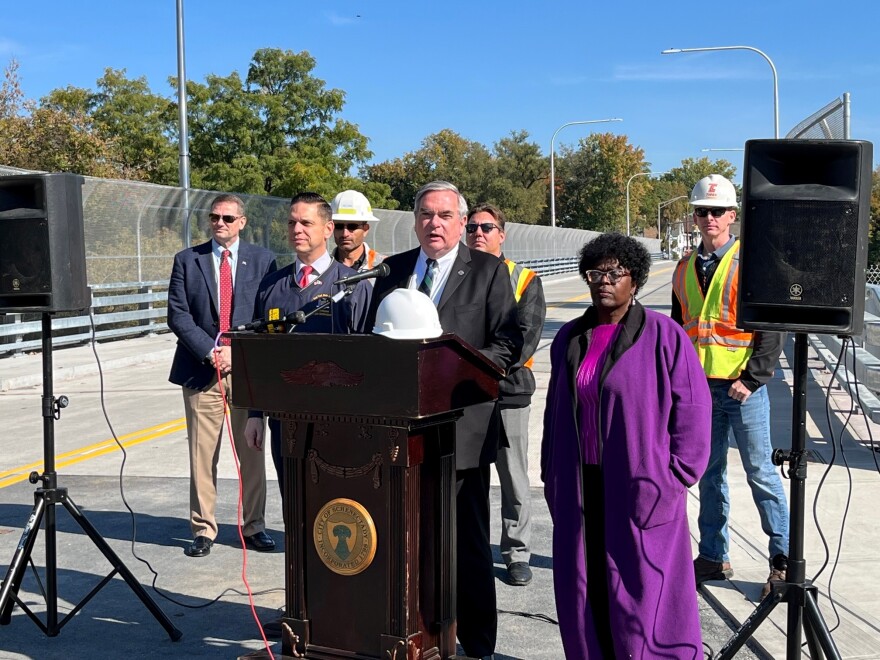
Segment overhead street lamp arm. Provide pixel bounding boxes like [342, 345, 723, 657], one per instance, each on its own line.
[625, 170, 668, 237]
[550, 118, 623, 227]
[657, 195, 689, 242]
[661, 45, 779, 139]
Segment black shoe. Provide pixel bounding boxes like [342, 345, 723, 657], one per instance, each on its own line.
[244, 530, 276, 552]
[185, 536, 213, 558]
[693, 556, 733, 585]
[262, 616, 284, 638]
[506, 561, 532, 586]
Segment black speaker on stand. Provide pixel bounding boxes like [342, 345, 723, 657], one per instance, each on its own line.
[717, 140, 873, 659]
[0, 173, 181, 641]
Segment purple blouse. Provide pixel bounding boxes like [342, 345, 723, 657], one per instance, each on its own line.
[576, 323, 622, 464]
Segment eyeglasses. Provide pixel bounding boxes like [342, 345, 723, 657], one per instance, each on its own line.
[465, 223, 500, 234]
[334, 222, 365, 232]
[208, 213, 243, 224]
[584, 268, 630, 285]
[694, 207, 730, 218]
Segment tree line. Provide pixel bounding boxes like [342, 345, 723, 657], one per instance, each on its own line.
[2, 49, 878, 249]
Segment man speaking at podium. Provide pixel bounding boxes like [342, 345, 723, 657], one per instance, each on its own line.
[365, 181, 523, 660]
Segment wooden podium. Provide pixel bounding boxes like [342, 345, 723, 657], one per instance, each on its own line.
[231, 333, 502, 660]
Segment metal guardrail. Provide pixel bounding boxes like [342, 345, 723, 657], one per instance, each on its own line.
[0, 282, 168, 356]
[808, 284, 880, 422]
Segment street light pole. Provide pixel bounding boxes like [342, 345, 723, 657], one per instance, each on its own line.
[176, 0, 192, 248]
[626, 171, 667, 236]
[550, 118, 623, 227]
[661, 46, 779, 139]
[658, 195, 688, 244]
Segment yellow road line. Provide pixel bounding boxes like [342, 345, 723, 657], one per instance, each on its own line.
[0, 418, 186, 489]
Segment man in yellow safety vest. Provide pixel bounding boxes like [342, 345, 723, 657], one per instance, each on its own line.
[466, 202, 545, 588]
[671, 174, 789, 601]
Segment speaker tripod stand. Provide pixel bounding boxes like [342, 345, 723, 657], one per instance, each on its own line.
[714, 333, 839, 659]
[0, 313, 181, 640]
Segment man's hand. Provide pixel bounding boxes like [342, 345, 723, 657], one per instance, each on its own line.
[728, 379, 752, 404]
[212, 346, 233, 376]
[245, 417, 265, 451]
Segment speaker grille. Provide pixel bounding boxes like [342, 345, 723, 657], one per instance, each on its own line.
[741, 199, 859, 308]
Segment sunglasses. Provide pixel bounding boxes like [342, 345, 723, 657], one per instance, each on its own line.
[694, 207, 730, 218]
[466, 223, 500, 234]
[334, 222, 365, 232]
[584, 268, 630, 285]
[208, 213, 242, 224]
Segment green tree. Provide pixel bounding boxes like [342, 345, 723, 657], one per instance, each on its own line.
[365, 129, 493, 210]
[44, 68, 177, 183]
[485, 130, 547, 224]
[554, 133, 648, 231]
[183, 48, 381, 203]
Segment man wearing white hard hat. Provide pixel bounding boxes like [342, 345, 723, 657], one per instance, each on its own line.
[330, 189, 386, 276]
[671, 174, 789, 601]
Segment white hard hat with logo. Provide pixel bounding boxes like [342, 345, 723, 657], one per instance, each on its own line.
[690, 174, 738, 208]
[331, 190, 381, 223]
[372, 289, 443, 340]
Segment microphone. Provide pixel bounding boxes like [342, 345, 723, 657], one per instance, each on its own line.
[333, 262, 390, 287]
[233, 308, 306, 332]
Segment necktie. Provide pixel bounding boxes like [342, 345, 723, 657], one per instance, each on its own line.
[298, 264, 314, 289]
[418, 259, 436, 297]
[219, 250, 233, 346]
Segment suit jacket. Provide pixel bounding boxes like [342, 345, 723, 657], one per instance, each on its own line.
[366, 244, 523, 469]
[168, 239, 277, 390]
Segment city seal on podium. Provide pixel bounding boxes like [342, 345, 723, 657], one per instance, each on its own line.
[313, 498, 377, 576]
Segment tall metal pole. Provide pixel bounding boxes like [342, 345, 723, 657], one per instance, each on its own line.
[661, 46, 779, 139]
[658, 195, 688, 243]
[843, 92, 851, 139]
[549, 118, 622, 227]
[626, 171, 667, 236]
[176, 0, 192, 248]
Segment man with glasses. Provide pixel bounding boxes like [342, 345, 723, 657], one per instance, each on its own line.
[330, 190, 385, 276]
[671, 174, 789, 600]
[168, 194, 278, 558]
[466, 203, 545, 588]
[365, 182, 523, 660]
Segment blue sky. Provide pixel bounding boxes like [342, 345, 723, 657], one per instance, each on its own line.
[3, 0, 879, 183]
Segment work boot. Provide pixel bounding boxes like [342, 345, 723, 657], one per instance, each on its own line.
[760, 554, 788, 600]
[694, 556, 734, 586]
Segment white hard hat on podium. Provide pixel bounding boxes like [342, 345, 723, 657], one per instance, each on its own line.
[372, 289, 443, 340]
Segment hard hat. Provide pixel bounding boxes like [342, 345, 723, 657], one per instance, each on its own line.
[331, 190, 381, 223]
[690, 174, 738, 208]
[372, 289, 443, 340]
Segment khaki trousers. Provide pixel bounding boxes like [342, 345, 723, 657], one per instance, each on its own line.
[183, 373, 267, 539]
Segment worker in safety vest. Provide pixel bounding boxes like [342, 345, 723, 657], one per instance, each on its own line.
[466, 202, 546, 588]
[671, 174, 789, 601]
[330, 190, 385, 278]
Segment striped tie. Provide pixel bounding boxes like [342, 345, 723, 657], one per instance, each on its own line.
[418, 259, 436, 297]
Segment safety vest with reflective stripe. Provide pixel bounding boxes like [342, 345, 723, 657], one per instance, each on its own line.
[672, 241, 754, 379]
[505, 259, 537, 370]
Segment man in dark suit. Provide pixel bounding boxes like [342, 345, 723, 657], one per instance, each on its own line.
[365, 181, 523, 660]
[168, 193, 278, 558]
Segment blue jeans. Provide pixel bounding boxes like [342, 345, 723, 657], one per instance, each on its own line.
[697, 381, 789, 564]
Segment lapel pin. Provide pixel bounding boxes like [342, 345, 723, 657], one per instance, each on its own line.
[458, 270, 464, 276]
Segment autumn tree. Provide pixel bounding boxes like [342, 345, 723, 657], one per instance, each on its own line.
[869, 165, 880, 265]
[0, 60, 129, 178]
[554, 133, 649, 232]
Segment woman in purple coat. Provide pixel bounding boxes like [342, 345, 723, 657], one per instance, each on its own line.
[541, 233, 712, 659]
